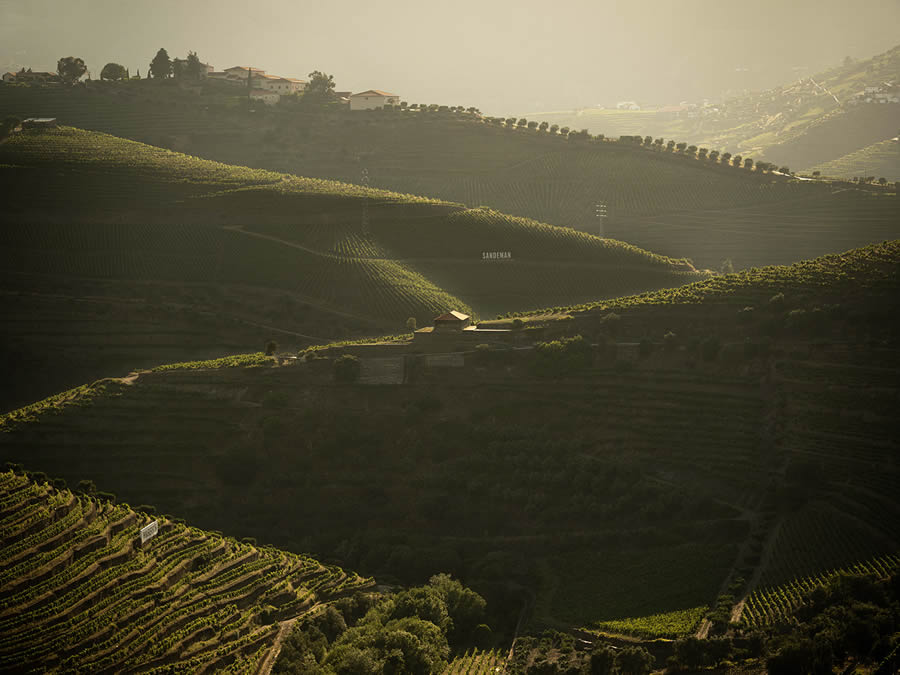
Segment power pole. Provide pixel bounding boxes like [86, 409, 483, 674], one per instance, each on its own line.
[594, 202, 607, 238]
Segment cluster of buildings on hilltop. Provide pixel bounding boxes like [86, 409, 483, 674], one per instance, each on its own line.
[202, 65, 400, 110]
[2, 69, 60, 84]
[847, 83, 899, 105]
[2, 62, 401, 111]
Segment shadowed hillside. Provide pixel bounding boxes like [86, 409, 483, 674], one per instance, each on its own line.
[0, 126, 701, 412]
[3, 87, 898, 271]
[3, 242, 897, 646]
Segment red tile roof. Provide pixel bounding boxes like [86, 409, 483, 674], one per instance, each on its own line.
[351, 89, 398, 97]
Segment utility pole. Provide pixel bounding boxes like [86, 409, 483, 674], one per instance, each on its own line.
[594, 202, 607, 238]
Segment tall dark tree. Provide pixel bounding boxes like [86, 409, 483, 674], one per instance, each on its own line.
[57, 56, 87, 84]
[149, 48, 172, 80]
[185, 51, 204, 79]
[172, 58, 186, 79]
[100, 63, 127, 81]
[304, 70, 336, 102]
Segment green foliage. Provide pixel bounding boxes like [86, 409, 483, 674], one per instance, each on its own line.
[152, 353, 272, 372]
[591, 606, 707, 639]
[277, 577, 488, 674]
[0, 381, 109, 432]
[615, 646, 654, 675]
[56, 56, 86, 84]
[304, 71, 336, 103]
[333, 354, 361, 383]
[531, 335, 592, 376]
[99, 63, 127, 81]
[149, 48, 171, 79]
[0, 471, 371, 672]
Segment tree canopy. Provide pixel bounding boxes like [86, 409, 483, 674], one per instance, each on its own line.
[57, 56, 86, 84]
[149, 48, 172, 80]
[100, 63, 127, 81]
[304, 70, 336, 102]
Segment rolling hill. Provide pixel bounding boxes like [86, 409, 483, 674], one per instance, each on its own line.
[0, 126, 702, 413]
[3, 242, 897, 652]
[3, 85, 898, 273]
[522, 44, 900, 174]
[808, 137, 900, 182]
[0, 469, 371, 672]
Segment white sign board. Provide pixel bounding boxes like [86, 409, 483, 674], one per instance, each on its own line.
[140, 520, 159, 544]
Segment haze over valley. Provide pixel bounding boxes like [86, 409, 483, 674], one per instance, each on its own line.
[1, 2, 899, 673]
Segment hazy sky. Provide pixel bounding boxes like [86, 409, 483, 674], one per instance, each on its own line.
[1, 0, 898, 114]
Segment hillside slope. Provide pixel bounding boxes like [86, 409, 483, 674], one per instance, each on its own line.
[0, 470, 370, 672]
[4, 87, 898, 272]
[521, 44, 900, 174]
[2, 242, 897, 641]
[0, 127, 701, 412]
[808, 137, 900, 182]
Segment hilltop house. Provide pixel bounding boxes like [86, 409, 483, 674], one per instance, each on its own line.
[433, 311, 471, 332]
[209, 66, 307, 104]
[5, 70, 60, 84]
[257, 74, 306, 95]
[350, 90, 400, 110]
[412, 311, 521, 351]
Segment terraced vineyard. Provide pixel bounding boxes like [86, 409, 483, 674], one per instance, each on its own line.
[808, 137, 900, 182]
[7, 86, 898, 273]
[606, 188, 900, 270]
[444, 648, 505, 674]
[0, 127, 704, 326]
[504, 239, 900, 317]
[0, 471, 371, 672]
[587, 606, 708, 640]
[741, 554, 900, 629]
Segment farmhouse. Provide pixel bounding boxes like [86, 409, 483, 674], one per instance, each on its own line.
[412, 311, 521, 351]
[434, 311, 471, 332]
[350, 90, 400, 110]
[257, 74, 306, 95]
[7, 70, 60, 84]
[2, 72, 15, 83]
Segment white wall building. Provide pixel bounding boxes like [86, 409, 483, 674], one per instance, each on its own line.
[350, 90, 400, 110]
[257, 74, 306, 95]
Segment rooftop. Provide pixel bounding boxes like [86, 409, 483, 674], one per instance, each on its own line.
[434, 311, 470, 322]
[351, 89, 398, 97]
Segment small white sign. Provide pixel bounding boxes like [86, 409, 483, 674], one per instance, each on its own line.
[140, 520, 159, 544]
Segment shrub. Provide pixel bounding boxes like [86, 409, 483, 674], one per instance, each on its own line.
[532, 335, 592, 376]
[265, 340, 278, 355]
[333, 354, 361, 383]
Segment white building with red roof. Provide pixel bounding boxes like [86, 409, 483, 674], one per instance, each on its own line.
[350, 90, 400, 110]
